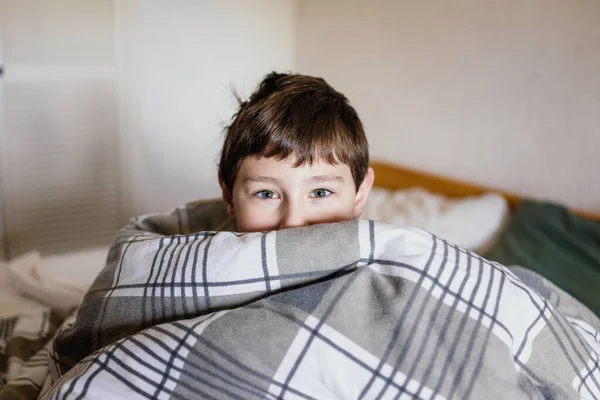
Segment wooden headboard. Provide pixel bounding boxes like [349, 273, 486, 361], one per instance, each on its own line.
[371, 161, 600, 222]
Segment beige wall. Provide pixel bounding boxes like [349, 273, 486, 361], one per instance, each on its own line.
[119, 0, 296, 214]
[0, 0, 124, 257]
[296, 0, 600, 213]
[0, 0, 296, 259]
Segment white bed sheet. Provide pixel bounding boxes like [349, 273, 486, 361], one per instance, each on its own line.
[0, 247, 108, 317]
[0, 260, 48, 317]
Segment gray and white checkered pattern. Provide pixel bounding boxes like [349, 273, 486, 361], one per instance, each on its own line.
[0, 309, 62, 399]
[40, 199, 600, 399]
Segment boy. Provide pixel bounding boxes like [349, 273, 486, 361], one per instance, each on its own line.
[218, 72, 375, 232]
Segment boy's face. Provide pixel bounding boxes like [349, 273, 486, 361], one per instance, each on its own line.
[221, 156, 374, 232]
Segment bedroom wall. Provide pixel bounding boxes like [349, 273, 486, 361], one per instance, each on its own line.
[0, 21, 5, 261]
[0, 0, 295, 258]
[120, 0, 296, 215]
[0, 0, 124, 257]
[295, 0, 600, 213]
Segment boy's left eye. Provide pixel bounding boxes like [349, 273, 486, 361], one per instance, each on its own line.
[310, 189, 333, 198]
[255, 190, 279, 199]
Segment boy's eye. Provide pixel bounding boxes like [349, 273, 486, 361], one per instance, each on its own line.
[310, 189, 333, 198]
[255, 190, 279, 199]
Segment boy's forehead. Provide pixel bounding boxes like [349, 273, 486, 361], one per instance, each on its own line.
[237, 155, 352, 179]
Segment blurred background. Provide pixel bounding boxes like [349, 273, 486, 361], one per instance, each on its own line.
[0, 0, 598, 259]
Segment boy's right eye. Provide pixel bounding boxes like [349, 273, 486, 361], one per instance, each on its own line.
[255, 190, 279, 200]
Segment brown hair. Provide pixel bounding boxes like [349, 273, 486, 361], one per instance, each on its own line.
[219, 72, 369, 192]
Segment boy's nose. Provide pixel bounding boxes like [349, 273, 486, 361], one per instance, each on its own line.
[279, 203, 309, 230]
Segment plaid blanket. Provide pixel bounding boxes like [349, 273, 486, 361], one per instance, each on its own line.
[11, 199, 600, 399]
[0, 309, 63, 400]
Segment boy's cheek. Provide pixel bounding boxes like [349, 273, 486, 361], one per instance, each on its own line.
[234, 199, 357, 232]
[235, 206, 277, 232]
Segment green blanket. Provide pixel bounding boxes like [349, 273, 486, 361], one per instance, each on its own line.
[488, 200, 600, 316]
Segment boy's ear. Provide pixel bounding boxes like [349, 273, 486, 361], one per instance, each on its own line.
[353, 167, 375, 219]
[219, 176, 236, 218]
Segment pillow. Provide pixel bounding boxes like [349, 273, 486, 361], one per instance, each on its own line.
[363, 187, 509, 254]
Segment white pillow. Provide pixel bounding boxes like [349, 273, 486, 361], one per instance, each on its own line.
[363, 187, 509, 254]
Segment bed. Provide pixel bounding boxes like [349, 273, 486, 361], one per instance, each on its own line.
[370, 161, 600, 317]
[1, 161, 599, 399]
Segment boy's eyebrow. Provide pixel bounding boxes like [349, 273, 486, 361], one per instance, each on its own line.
[304, 174, 345, 184]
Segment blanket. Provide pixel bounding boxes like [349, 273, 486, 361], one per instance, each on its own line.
[4, 199, 600, 399]
[0, 309, 63, 400]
